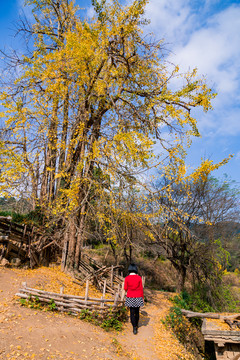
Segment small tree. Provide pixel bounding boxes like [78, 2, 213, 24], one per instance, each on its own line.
[146, 174, 239, 292]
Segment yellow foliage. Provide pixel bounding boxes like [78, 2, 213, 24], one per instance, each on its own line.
[0, 0, 232, 249]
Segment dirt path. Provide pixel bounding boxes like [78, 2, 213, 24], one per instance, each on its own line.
[0, 267, 194, 360]
[118, 292, 195, 360]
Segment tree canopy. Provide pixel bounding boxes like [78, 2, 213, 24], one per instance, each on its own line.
[0, 0, 232, 271]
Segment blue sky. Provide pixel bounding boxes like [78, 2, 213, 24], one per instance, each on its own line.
[0, 0, 240, 183]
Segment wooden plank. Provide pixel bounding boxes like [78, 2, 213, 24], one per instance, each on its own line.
[102, 279, 107, 298]
[110, 265, 114, 287]
[114, 292, 119, 306]
[61, 241, 68, 271]
[182, 309, 240, 321]
[204, 336, 240, 344]
[5, 241, 26, 260]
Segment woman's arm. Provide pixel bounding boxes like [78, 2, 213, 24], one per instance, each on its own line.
[124, 277, 128, 292]
[140, 277, 144, 298]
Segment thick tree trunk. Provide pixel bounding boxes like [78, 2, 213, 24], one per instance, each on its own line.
[65, 216, 77, 271]
[48, 98, 59, 202]
[40, 98, 59, 206]
[74, 205, 86, 269]
[57, 89, 69, 194]
[61, 231, 69, 271]
[178, 266, 187, 292]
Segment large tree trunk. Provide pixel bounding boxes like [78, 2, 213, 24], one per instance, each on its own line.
[178, 265, 187, 293]
[65, 216, 77, 271]
[57, 88, 69, 194]
[74, 209, 86, 269]
[48, 98, 59, 202]
[40, 98, 59, 206]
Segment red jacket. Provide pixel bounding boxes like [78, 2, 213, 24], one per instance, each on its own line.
[124, 274, 144, 298]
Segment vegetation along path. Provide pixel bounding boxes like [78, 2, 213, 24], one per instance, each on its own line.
[0, 266, 195, 360]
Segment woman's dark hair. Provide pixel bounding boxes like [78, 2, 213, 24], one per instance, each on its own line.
[128, 263, 138, 274]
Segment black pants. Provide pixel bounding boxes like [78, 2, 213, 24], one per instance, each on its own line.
[130, 307, 140, 328]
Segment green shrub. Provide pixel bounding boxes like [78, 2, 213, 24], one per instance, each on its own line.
[190, 283, 239, 313]
[100, 307, 128, 331]
[78, 306, 128, 331]
[172, 281, 239, 314]
[48, 299, 57, 311]
[0, 211, 12, 217]
[172, 289, 214, 313]
[0, 207, 45, 226]
[19, 295, 44, 310]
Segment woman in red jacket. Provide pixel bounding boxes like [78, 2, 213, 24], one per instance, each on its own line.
[124, 263, 144, 334]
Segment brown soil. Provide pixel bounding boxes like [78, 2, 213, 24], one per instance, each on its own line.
[0, 266, 195, 360]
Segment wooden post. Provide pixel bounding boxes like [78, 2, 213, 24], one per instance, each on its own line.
[100, 296, 104, 308]
[85, 280, 89, 303]
[60, 286, 64, 311]
[0, 244, 7, 261]
[121, 281, 125, 301]
[114, 292, 119, 306]
[18, 225, 27, 257]
[28, 233, 33, 269]
[101, 279, 107, 309]
[102, 279, 107, 298]
[110, 265, 114, 287]
[142, 276, 145, 288]
[61, 241, 68, 271]
[104, 249, 109, 261]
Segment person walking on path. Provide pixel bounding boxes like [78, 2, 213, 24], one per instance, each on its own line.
[124, 263, 144, 335]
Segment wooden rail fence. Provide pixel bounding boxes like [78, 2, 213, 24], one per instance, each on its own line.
[16, 279, 125, 316]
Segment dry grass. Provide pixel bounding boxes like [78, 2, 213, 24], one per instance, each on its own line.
[223, 271, 240, 287]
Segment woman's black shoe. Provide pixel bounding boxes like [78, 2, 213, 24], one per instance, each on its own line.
[133, 327, 138, 335]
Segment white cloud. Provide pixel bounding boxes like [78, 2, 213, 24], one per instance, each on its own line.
[194, 106, 240, 137]
[172, 6, 240, 94]
[145, 0, 193, 44]
[86, 5, 96, 19]
[173, 6, 240, 137]
[144, 1, 240, 139]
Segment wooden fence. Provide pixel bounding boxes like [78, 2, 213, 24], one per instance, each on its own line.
[16, 279, 125, 316]
[0, 217, 50, 267]
[75, 254, 125, 295]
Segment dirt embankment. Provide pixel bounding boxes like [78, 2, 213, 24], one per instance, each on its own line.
[0, 266, 195, 360]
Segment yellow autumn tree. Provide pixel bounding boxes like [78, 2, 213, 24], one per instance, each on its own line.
[0, 0, 230, 271]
